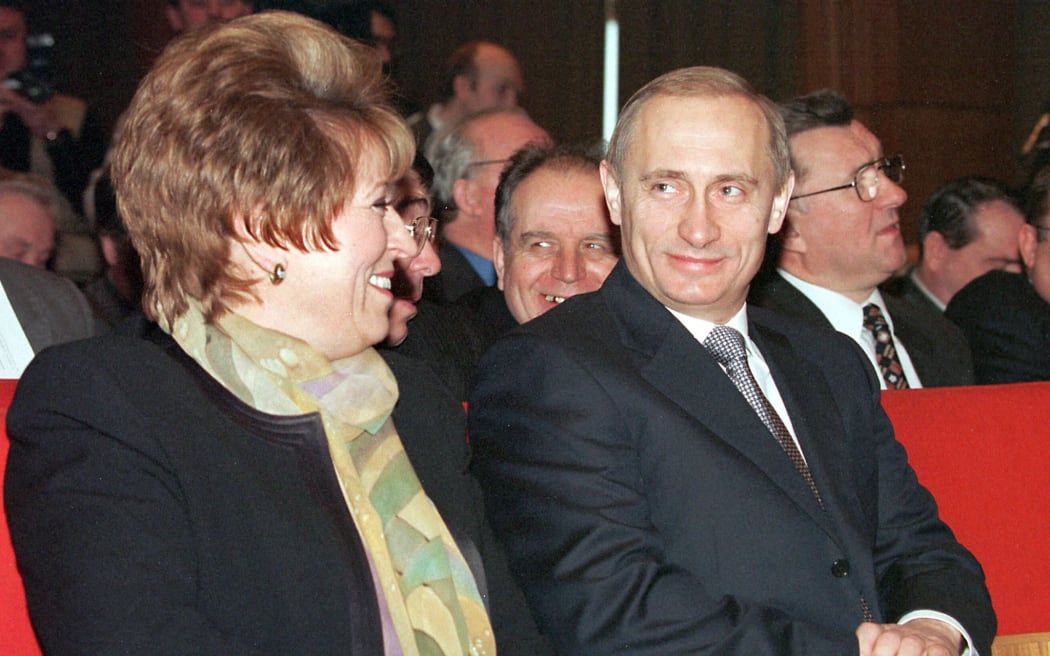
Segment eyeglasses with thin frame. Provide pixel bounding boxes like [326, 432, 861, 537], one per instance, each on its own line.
[1035, 225, 1050, 242]
[405, 216, 437, 256]
[465, 158, 511, 169]
[790, 154, 905, 203]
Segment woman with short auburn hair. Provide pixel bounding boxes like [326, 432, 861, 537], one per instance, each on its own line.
[4, 12, 495, 655]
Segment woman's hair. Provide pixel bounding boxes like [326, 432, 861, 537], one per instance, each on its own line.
[112, 11, 413, 324]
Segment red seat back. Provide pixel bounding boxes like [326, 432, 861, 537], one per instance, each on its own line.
[1, 378, 41, 655]
[882, 382, 1050, 635]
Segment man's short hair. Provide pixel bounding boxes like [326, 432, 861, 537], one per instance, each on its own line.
[0, 174, 65, 225]
[777, 89, 853, 137]
[494, 141, 605, 248]
[605, 66, 790, 191]
[776, 89, 854, 181]
[438, 41, 484, 102]
[918, 176, 1019, 255]
[0, 1, 26, 12]
[1025, 166, 1050, 241]
[425, 106, 529, 216]
[113, 11, 412, 325]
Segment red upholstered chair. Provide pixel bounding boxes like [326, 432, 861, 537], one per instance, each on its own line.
[881, 382, 1050, 654]
[1, 378, 41, 655]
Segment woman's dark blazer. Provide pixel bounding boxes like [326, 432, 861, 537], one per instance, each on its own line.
[4, 333, 384, 655]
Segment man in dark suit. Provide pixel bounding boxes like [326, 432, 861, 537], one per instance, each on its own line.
[945, 167, 1050, 383]
[883, 176, 1025, 315]
[749, 90, 973, 388]
[469, 67, 994, 655]
[0, 256, 96, 355]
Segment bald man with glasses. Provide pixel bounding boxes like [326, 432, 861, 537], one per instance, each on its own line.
[750, 89, 974, 388]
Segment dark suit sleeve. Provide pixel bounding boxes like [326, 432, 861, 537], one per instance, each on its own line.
[865, 388, 996, 651]
[470, 333, 858, 655]
[4, 349, 268, 655]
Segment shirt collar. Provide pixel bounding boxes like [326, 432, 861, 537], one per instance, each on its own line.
[667, 304, 753, 352]
[778, 268, 895, 336]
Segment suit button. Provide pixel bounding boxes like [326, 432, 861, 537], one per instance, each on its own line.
[831, 559, 850, 577]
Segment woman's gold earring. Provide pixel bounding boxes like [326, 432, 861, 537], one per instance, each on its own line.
[269, 263, 286, 285]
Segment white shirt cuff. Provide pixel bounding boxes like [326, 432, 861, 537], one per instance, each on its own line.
[898, 609, 977, 656]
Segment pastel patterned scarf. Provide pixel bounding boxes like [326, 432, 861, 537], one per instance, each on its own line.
[166, 304, 494, 656]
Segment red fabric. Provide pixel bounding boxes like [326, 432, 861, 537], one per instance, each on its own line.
[1, 378, 41, 655]
[882, 382, 1050, 635]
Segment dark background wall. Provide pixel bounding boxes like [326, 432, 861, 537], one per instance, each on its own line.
[23, 0, 1050, 246]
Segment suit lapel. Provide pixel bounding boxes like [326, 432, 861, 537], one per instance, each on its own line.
[601, 264, 835, 530]
[748, 315, 863, 538]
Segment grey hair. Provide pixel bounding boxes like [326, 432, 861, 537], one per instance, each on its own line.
[425, 106, 531, 217]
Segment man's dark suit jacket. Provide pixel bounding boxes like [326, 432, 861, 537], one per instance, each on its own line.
[422, 243, 490, 304]
[945, 269, 1050, 383]
[0, 258, 97, 352]
[749, 270, 974, 387]
[397, 287, 518, 396]
[469, 261, 994, 655]
[881, 270, 943, 317]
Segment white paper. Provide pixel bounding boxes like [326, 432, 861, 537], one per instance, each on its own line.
[0, 280, 36, 378]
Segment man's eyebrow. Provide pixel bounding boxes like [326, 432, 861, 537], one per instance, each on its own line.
[639, 169, 687, 183]
[710, 172, 759, 187]
[518, 230, 557, 241]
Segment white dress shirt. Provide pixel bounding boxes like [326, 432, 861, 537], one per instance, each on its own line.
[777, 269, 924, 389]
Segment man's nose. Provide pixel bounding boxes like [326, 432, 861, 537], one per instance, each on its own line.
[679, 198, 720, 247]
[551, 248, 582, 283]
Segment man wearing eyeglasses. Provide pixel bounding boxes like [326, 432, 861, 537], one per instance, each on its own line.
[750, 89, 974, 388]
[423, 107, 549, 303]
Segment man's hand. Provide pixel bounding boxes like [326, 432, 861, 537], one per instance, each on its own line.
[857, 619, 963, 656]
[0, 87, 62, 138]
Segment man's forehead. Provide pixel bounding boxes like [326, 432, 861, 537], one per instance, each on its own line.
[624, 94, 771, 176]
[468, 115, 546, 154]
[514, 170, 608, 234]
[791, 120, 882, 176]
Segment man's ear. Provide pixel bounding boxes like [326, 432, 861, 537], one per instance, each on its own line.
[922, 232, 948, 272]
[493, 236, 506, 290]
[1020, 224, 1038, 270]
[768, 171, 795, 235]
[452, 177, 478, 218]
[600, 160, 623, 226]
[452, 74, 474, 102]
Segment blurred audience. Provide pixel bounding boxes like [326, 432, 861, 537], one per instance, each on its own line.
[165, 0, 252, 33]
[424, 107, 548, 303]
[750, 89, 974, 388]
[946, 166, 1050, 383]
[0, 256, 96, 357]
[0, 173, 57, 267]
[884, 176, 1024, 313]
[407, 40, 524, 146]
[82, 169, 143, 329]
[0, 0, 105, 213]
[311, 0, 417, 117]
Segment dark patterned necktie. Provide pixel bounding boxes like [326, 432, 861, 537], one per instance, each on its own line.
[705, 326, 876, 621]
[704, 326, 823, 508]
[862, 304, 910, 390]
